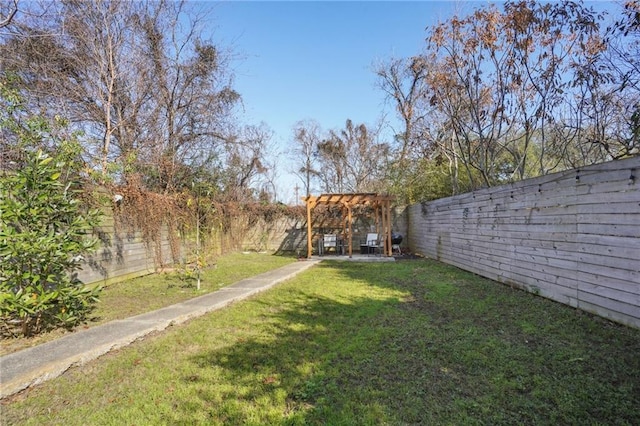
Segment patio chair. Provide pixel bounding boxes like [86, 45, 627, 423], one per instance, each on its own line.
[365, 233, 384, 256]
[322, 234, 338, 255]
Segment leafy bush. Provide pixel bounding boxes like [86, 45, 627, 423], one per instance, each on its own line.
[0, 147, 102, 336]
[0, 118, 102, 336]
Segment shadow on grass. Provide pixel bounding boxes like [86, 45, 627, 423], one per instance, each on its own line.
[4, 260, 636, 424]
[175, 260, 640, 425]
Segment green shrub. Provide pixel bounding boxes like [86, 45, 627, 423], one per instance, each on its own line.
[0, 140, 102, 336]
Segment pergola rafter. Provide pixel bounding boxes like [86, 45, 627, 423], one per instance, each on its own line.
[303, 193, 395, 258]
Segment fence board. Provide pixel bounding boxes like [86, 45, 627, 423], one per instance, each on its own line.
[77, 208, 179, 285]
[408, 156, 640, 329]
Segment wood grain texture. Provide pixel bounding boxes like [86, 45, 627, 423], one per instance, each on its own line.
[77, 212, 177, 285]
[408, 156, 640, 329]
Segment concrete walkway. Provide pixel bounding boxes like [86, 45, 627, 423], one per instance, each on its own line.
[0, 259, 321, 399]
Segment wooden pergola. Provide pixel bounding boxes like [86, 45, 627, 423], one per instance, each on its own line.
[303, 193, 395, 258]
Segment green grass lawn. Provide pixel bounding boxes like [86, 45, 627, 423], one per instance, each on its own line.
[2, 258, 640, 425]
[0, 252, 296, 356]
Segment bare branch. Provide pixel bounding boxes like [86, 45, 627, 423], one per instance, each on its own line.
[0, 0, 18, 29]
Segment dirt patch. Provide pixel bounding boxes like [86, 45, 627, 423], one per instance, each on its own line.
[394, 252, 424, 261]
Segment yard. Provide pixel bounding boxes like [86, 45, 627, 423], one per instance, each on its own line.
[2, 257, 639, 424]
[0, 252, 297, 356]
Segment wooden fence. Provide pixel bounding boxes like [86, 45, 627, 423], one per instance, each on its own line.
[77, 214, 177, 285]
[407, 156, 640, 329]
[77, 210, 308, 286]
[76, 206, 410, 286]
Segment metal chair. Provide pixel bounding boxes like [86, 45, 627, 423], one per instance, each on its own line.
[322, 234, 338, 255]
[365, 233, 383, 256]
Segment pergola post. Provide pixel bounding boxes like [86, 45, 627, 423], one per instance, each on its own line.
[384, 199, 392, 256]
[347, 204, 353, 258]
[305, 196, 315, 258]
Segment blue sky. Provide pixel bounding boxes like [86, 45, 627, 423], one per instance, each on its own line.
[205, 1, 467, 202]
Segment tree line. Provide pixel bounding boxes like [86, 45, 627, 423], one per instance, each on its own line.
[0, 0, 274, 202]
[1, 0, 639, 204]
[293, 1, 640, 203]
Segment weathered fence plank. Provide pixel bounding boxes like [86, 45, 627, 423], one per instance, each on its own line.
[408, 156, 640, 329]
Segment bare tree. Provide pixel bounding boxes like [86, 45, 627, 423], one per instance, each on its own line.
[316, 119, 389, 193]
[219, 123, 271, 201]
[418, 1, 613, 190]
[426, 6, 522, 188]
[1, 1, 149, 176]
[375, 56, 430, 167]
[603, 0, 640, 157]
[375, 56, 440, 201]
[1, 0, 239, 190]
[290, 119, 322, 197]
[139, 0, 239, 192]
